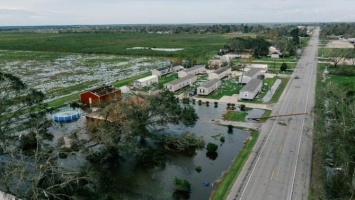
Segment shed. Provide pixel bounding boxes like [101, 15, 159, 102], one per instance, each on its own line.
[251, 64, 268, 73]
[133, 75, 158, 87]
[80, 85, 121, 105]
[178, 65, 206, 78]
[208, 66, 231, 80]
[164, 74, 197, 92]
[238, 68, 261, 84]
[197, 79, 221, 95]
[239, 79, 263, 100]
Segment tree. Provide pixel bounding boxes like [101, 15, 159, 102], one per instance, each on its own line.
[239, 104, 246, 111]
[290, 28, 300, 45]
[206, 143, 218, 153]
[328, 49, 344, 68]
[280, 62, 288, 72]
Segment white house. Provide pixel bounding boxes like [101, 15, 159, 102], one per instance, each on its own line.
[269, 46, 282, 58]
[251, 64, 268, 73]
[178, 65, 206, 78]
[208, 66, 231, 80]
[164, 74, 197, 92]
[197, 79, 221, 96]
[133, 75, 158, 87]
[152, 65, 183, 77]
[239, 68, 261, 84]
[239, 78, 263, 100]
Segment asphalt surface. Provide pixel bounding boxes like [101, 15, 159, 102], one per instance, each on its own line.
[227, 28, 319, 200]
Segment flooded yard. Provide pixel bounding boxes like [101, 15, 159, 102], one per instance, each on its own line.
[49, 103, 250, 200]
[0, 50, 166, 101]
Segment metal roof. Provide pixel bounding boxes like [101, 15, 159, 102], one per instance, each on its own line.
[167, 74, 195, 85]
[184, 65, 205, 73]
[240, 78, 262, 92]
[199, 79, 220, 88]
[212, 66, 230, 75]
[243, 68, 261, 77]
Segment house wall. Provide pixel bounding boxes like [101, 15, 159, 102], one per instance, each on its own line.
[134, 76, 158, 87]
[152, 69, 162, 76]
[178, 71, 188, 78]
[178, 67, 206, 78]
[197, 81, 221, 95]
[271, 54, 280, 58]
[165, 76, 197, 92]
[100, 91, 121, 102]
[80, 92, 100, 104]
[239, 82, 262, 100]
[208, 68, 231, 80]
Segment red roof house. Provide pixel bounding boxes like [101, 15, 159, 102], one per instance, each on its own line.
[80, 85, 121, 105]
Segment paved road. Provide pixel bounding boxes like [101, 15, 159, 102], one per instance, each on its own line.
[227, 28, 319, 200]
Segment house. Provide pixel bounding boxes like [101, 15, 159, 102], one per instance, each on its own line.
[221, 53, 241, 63]
[238, 68, 261, 84]
[239, 78, 263, 100]
[80, 85, 121, 105]
[208, 66, 231, 80]
[251, 64, 268, 73]
[178, 65, 206, 78]
[208, 59, 223, 68]
[197, 79, 221, 96]
[152, 64, 183, 77]
[133, 75, 158, 87]
[268, 46, 282, 58]
[241, 53, 252, 59]
[164, 74, 197, 92]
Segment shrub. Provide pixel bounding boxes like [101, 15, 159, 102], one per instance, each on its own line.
[173, 177, 191, 192]
[239, 104, 246, 111]
[195, 166, 202, 173]
[206, 143, 218, 153]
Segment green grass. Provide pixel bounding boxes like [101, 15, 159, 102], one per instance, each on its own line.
[158, 73, 178, 87]
[200, 78, 242, 99]
[253, 56, 298, 63]
[0, 32, 240, 63]
[259, 110, 272, 123]
[223, 111, 248, 122]
[212, 129, 259, 200]
[267, 77, 289, 104]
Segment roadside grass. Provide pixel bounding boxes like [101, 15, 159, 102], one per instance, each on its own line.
[265, 77, 289, 104]
[309, 63, 327, 199]
[212, 129, 259, 200]
[223, 111, 247, 122]
[259, 109, 272, 123]
[253, 56, 298, 63]
[318, 48, 354, 57]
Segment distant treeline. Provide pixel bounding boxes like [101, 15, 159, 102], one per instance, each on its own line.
[320, 23, 355, 38]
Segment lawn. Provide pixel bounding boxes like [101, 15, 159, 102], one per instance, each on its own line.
[199, 77, 242, 99]
[212, 129, 259, 200]
[158, 73, 178, 88]
[223, 111, 248, 122]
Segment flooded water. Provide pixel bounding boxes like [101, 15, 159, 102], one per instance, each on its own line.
[48, 103, 250, 200]
[247, 109, 265, 121]
[262, 79, 281, 103]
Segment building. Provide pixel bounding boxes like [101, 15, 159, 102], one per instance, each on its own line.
[268, 46, 283, 58]
[239, 78, 263, 100]
[208, 59, 223, 68]
[178, 65, 206, 78]
[251, 64, 268, 73]
[208, 66, 231, 80]
[164, 74, 197, 92]
[152, 64, 183, 77]
[197, 79, 221, 96]
[239, 68, 261, 84]
[80, 85, 121, 105]
[241, 53, 252, 59]
[133, 75, 158, 87]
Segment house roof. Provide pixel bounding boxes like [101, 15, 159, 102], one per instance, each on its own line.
[199, 79, 220, 88]
[184, 65, 205, 73]
[89, 85, 120, 96]
[135, 75, 158, 83]
[251, 64, 268, 69]
[243, 68, 261, 77]
[166, 74, 195, 85]
[212, 66, 230, 75]
[240, 78, 262, 92]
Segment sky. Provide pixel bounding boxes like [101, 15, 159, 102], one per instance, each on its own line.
[0, 0, 354, 26]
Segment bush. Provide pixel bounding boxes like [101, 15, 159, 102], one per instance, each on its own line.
[173, 177, 191, 192]
[206, 143, 218, 153]
[195, 166, 202, 173]
[239, 104, 246, 111]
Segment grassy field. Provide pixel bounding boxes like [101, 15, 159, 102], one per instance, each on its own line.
[212, 129, 259, 200]
[223, 111, 247, 122]
[0, 32, 248, 63]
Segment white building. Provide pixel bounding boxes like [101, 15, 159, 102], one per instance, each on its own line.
[164, 74, 197, 92]
[251, 64, 268, 73]
[152, 65, 183, 77]
[208, 66, 231, 80]
[239, 78, 263, 100]
[178, 65, 206, 78]
[268, 46, 282, 58]
[133, 75, 158, 87]
[197, 79, 221, 96]
[239, 68, 261, 84]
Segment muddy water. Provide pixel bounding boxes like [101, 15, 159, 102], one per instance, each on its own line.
[49, 103, 250, 200]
